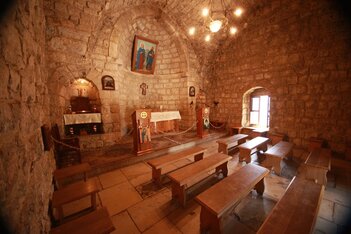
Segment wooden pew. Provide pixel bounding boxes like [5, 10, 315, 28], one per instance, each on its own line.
[262, 141, 294, 175]
[250, 128, 269, 138]
[238, 137, 269, 163]
[167, 153, 231, 207]
[257, 177, 324, 234]
[268, 132, 285, 146]
[52, 178, 100, 223]
[216, 134, 248, 154]
[195, 164, 269, 233]
[53, 162, 92, 188]
[50, 207, 115, 234]
[304, 148, 331, 185]
[147, 146, 206, 185]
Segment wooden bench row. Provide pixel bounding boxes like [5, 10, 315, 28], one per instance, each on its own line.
[51, 163, 115, 233]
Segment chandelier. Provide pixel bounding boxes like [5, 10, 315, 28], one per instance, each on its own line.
[188, 0, 243, 41]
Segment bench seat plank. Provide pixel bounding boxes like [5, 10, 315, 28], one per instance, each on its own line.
[304, 148, 331, 185]
[50, 207, 115, 234]
[238, 137, 269, 163]
[52, 178, 100, 222]
[147, 146, 206, 185]
[257, 177, 324, 234]
[53, 163, 92, 188]
[263, 141, 294, 175]
[195, 164, 269, 233]
[217, 134, 248, 154]
[168, 153, 232, 206]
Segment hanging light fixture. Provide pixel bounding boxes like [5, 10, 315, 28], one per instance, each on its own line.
[188, 0, 244, 41]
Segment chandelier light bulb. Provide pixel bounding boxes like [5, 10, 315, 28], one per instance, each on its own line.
[209, 20, 222, 33]
[205, 34, 211, 42]
[230, 26, 238, 35]
[202, 8, 209, 17]
[234, 8, 243, 17]
[188, 27, 196, 35]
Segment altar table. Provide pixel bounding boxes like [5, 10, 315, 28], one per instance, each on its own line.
[150, 111, 181, 134]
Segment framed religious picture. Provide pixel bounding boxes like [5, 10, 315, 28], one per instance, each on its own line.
[131, 35, 159, 75]
[101, 75, 115, 90]
[189, 86, 195, 97]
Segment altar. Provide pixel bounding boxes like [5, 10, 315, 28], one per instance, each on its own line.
[63, 113, 102, 135]
[150, 111, 181, 134]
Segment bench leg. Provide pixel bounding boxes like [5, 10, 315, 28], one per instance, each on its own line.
[257, 142, 268, 152]
[255, 178, 265, 195]
[218, 143, 228, 154]
[172, 183, 186, 207]
[262, 155, 282, 176]
[238, 138, 246, 145]
[239, 148, 251, 163]
[152, 168, 162, 186]
[194, 152, 204, 161]
[216, 162, 228, 177]
[200, 206, 221, 234]
[91, 192, 97, 210]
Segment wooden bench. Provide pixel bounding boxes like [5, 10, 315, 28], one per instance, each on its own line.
[52, 178, 100, 223]
[217, 134, 248, 154]
[262, 141, 294, 175]
[53, 162, 92, 188]
[147, 146, 206, 185]
[195, 164, 269, 233]
[50, 207, 115, 234]
[238, 137, 269, 163]
[250, 128, 269, 138]
[167, 153, 232, 207]
[268, 132, 286, 146]
[304, 148, 331, 185]
[257, 176, 324, 234]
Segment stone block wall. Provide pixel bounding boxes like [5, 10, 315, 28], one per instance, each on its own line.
[0, 0, 54, 233]
[45, 1, 203, 146]
[210, 0, 351, 152]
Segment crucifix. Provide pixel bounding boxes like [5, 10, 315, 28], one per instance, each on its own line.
[140, 83, 148, 95]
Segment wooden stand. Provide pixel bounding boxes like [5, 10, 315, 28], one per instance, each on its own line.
[197, 107, 210, 138]
[132, 109, 153, 156]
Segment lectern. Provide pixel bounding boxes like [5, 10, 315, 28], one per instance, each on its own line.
[132, 109, 152, 156]
[197, 107, 210, 138]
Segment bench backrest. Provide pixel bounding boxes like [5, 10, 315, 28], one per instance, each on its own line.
[264, 141, 293, 158]
[195, 164, 269, 217]
[257, 177, 324, 234]
[305, 148, 331, 170]
[238, 137, 269, 150]
[147, 146, 206, 169]
[167, 153, 231, 187]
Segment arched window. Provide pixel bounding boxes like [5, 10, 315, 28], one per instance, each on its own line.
[242, 87, 270, 129]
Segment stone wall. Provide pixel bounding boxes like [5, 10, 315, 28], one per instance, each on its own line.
[0, 0, 54, 233]
[45, 1, 203, 147]
[210, 0, 351, 152]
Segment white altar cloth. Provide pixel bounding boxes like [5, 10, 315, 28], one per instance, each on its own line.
[63, 113, 102, 125]
[150, 111, 181, 122]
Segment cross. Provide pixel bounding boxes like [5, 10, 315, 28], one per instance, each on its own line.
[140, 83, 148, 95]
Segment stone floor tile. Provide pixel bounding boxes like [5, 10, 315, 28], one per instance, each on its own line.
[314, 217, 338, 234]
[335, 173, 351, 192]
[111, 211, 140, 234]
[143, 218, 181, 234]
[99, 169, 128, 189]
[121, 162, 152, 180]
[129, 172, 152, 187]
[99, 181, 142, 216]
[319, 199, 335, 222]
[128, 189, 176, 232]
[334, 203, 351, 226]
[263, 173, 291, 201]
[167, 200, 201, 234]
[324, 187, 351, 207]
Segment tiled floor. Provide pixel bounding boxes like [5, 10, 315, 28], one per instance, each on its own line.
[59, 137, 351, 234]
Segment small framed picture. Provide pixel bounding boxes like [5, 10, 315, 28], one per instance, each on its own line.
[131, 35, 159, 75]
[101, 75, 115, 90]
[189, 86, 195, 97]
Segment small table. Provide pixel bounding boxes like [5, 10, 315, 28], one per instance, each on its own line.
[304, 148, 331, 185]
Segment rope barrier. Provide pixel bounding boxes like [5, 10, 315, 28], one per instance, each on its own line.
[209, 121, 226, 129]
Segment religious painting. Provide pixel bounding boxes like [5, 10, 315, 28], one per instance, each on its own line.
[131, 35, 159, 75]
[101, 75, 115, 90]
[189, 86, 195, 97]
